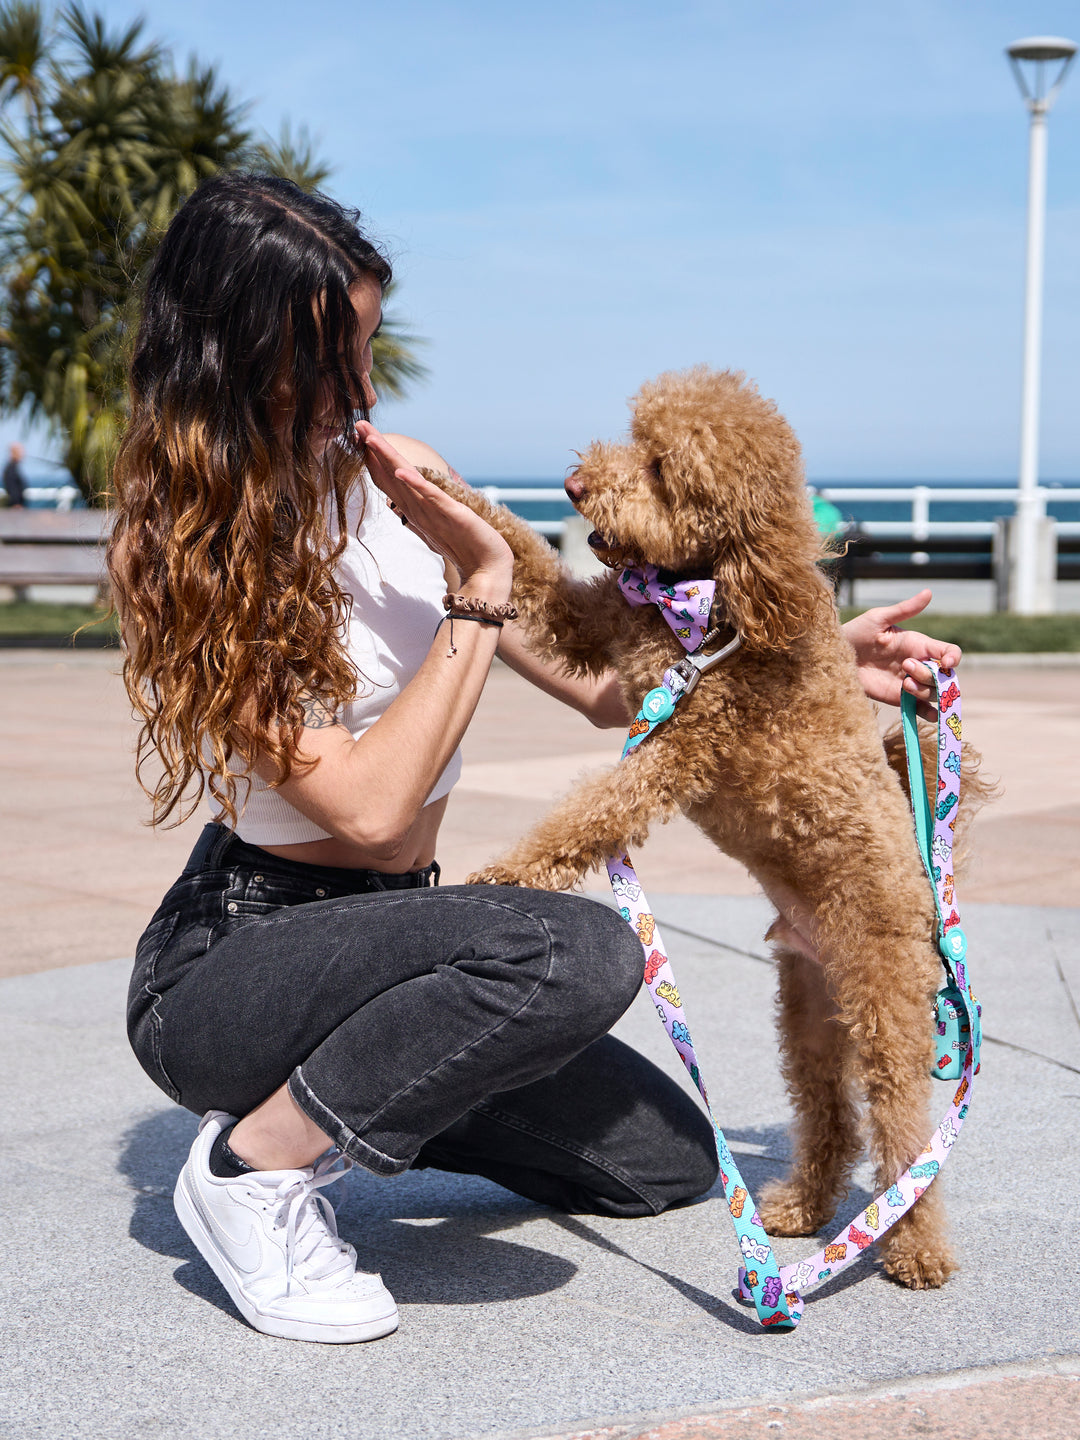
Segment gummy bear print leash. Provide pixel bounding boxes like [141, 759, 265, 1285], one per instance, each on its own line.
[606, 645, 979, 1331]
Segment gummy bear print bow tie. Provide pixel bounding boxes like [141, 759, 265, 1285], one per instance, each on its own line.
[617, 565, 716, 653]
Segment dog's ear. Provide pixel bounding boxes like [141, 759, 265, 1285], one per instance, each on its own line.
[712, 516, 833, 651]
[632, 368, 832, 651]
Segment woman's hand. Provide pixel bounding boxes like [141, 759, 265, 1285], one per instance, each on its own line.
[843, 589, 962, 721]
[356, 422, 512, 598]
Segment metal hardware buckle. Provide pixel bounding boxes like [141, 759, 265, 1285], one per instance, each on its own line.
[669, 632, 743, 698]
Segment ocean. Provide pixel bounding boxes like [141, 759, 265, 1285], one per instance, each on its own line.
[19, 470, 1080, 530]
[480, 478, 1080, 531]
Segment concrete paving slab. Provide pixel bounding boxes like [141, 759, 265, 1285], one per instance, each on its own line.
[2, 897, 1076, 1440]
[2, 653, 1079, 980]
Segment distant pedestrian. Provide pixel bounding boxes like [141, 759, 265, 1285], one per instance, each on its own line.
[810, 487, 847, 542]
[2, 442, 26, 507]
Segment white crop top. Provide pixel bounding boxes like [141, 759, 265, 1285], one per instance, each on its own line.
[208, 476, 461, 843]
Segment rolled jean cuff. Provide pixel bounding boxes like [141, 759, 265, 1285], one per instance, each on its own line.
[288, 1066, 412, 1177]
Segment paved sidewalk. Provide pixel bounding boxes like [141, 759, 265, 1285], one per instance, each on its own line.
[2, 896, 1078, 1439]
[1, 652, 1078, 977]
[1, 648, 1078, 1438]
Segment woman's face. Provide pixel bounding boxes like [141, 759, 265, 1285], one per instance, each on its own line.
[310, 276, 383, 458]
[270, 275, 383, 459]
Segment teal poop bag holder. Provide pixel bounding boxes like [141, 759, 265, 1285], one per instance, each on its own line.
[606, 620, 981, 1330]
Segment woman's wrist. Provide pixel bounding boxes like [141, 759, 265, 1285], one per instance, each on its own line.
[455, 567, 513, 606]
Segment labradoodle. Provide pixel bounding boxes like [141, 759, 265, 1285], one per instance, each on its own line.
[427, 366, 988, 1290]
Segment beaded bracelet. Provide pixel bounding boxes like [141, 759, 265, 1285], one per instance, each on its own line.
[442, 593, 519, 622]
[437, 610, 504, 657]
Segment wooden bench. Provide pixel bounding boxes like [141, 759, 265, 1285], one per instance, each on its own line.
[0, 510, 109, 594]
[831, 530, 1080, 605]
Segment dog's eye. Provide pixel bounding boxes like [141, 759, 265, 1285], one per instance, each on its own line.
[647, 459, 664, 486]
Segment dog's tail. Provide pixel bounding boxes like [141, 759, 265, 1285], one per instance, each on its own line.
[882, 721, 998, 880]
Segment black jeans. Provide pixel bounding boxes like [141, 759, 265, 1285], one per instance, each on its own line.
[128, 824, 718, 1217]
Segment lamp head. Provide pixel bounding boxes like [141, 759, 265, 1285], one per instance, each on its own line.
[1007, 36, 1077, 110]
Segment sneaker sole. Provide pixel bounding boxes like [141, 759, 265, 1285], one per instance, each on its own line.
[174, 1168, 399, 1344]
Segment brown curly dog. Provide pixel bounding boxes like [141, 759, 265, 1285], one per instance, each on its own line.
[427, 365, 988, 1291]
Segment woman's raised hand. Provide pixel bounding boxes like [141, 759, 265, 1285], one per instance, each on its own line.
[842, 588, 962, 722]
[356, 422, 513, 599]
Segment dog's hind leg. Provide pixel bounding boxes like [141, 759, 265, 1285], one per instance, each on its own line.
[852, 970, 958, 1289]
[757, 946, 861, 1236]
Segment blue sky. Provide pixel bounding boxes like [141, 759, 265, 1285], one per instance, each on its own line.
[8, 1, 1080, 481]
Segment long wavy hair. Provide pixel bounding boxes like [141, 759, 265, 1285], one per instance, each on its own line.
[108, 173, 393, 827]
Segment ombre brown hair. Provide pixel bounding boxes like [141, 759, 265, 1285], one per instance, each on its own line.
[108, 173, 393, 826]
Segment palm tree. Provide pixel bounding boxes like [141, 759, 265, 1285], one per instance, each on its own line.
[0, 2, 428, 501]
[0, 1, 46, 117]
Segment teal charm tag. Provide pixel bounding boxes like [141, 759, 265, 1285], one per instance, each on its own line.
[642, 687, 675, 723]
[939, 926, 967, 964]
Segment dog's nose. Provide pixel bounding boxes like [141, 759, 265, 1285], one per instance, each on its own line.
[564, 473, 585, 502]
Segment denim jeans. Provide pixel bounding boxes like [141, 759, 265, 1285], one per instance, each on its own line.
[128, 823, 718, 1217]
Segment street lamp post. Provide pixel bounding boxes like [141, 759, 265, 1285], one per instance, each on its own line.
[1005, 36, 1076, 614]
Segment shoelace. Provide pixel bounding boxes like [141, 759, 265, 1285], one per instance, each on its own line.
[266, 1151, 358, 1296]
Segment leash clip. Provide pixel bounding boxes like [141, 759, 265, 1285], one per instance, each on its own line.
[669, 632, 743, 698]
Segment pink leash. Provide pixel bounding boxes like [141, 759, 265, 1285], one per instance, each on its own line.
[607, 566, 980, 1330]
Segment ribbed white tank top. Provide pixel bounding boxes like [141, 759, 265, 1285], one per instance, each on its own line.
[208, 476, 461, 844]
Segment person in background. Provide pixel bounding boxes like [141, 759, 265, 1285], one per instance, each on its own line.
[810, 486, 847, 543]
[2, 442, 26, 507]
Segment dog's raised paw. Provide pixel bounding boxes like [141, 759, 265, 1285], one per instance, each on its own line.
[756, 1180, 834, 1237]
[466, 865, 527, 887]
[882, 1246, 958, 1290]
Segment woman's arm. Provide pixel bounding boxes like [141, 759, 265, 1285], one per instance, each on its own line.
[261, 428, 513, 860]
[392, 442, 630, 729]
[496, 622, 630, 727]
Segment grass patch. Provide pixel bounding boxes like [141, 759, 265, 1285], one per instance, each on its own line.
[5, 600, 1077, 653]
[841, 609, 1080, 652]
[0, 600, 118, 645]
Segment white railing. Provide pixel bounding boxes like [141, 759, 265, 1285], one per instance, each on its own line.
[23, 484, 81, 510]
[478, 482, 1080, 542]
[817, 484, 1080, 541]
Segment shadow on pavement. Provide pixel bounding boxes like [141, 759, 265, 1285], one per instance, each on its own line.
[116, 1104, 580, 1318]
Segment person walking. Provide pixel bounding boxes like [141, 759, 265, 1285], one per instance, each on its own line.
[107, 172, 960, 1346]
[2, 442, 26, 507]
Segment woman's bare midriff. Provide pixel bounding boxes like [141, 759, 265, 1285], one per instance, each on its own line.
[257, 795, 448, 873]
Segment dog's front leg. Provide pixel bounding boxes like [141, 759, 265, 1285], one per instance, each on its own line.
[419, 467, 623, 675]
[469, 744, 686, 892]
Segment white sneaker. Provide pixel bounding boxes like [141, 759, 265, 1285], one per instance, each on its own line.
[173, 1111, 398, 1343]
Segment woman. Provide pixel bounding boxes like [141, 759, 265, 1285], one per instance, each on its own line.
[109, 173, 959, 1346]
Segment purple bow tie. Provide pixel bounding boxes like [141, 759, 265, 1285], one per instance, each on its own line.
[617, 565, 716, 652]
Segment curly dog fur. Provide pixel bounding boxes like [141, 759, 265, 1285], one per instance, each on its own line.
[427, 365, 989, 1290]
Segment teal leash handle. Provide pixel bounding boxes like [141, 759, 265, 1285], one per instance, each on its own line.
[607, 660, 979, 1329]
[900, 671, 982, 1075]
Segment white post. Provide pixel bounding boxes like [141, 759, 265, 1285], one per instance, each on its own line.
[912, 485, 930, 564]
[1014, 100, 1049, 613]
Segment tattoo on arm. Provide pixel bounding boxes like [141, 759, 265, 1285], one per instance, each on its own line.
[298, 694, 340, 729]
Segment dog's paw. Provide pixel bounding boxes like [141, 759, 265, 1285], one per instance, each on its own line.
[757, 1180, 834, 1237]
[466, 864, 529, 888]
[881, 1245, 958, 1290]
